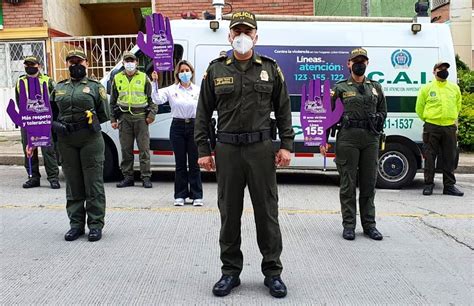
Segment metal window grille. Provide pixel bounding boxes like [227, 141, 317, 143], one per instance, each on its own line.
[0, 41, 46, 88]
[51, 35, 137, 82]
[432, 0, 450, 10]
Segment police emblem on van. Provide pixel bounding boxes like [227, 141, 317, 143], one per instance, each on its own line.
[391, 49, 412, 69]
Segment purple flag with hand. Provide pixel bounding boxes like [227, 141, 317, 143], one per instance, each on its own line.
[6, 77, 52, 148]
[137, 13, 174, 72]
[300, 79, 344, 146]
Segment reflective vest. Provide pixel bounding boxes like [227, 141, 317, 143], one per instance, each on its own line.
[16, 74, 51, 95]
[114, 71, 148, 113]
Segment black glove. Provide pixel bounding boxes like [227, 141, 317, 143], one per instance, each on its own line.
[52, 121, 70, 136]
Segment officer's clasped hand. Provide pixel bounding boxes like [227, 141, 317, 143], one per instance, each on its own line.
[275, 149, 291, 167]
[198, 156, 216, 171]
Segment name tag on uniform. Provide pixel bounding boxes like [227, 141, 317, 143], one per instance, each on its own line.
[343, 91, 356, 98]
[214, 77, 233, 86]
[83, 87, 90, 94]
[55, 90, 66, 96]
[372, 88, 378, 96]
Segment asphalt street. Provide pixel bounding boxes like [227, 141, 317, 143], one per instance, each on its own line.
[1, 165, 473, 304]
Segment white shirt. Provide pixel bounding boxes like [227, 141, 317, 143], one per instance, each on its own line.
[151, 82, 200, 119]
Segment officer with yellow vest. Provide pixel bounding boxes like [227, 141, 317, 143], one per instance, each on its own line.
[416, 61, 463, 197]
[16, 56, 60, 189]
[110, 52, 157, 188]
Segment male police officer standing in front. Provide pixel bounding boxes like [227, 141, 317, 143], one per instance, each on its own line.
[321, 48, 386, 241]
[416, 61, 463, 197]
[51, 48, 109, 242]
[110, 52, 157, 188]
[195, 11, 294, 298]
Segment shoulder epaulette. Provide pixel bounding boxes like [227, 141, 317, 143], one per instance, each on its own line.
[209, 56, 227, 65]
[87, 77, 100, 83]
[336, 79, 347, 84]
[259, 54, 277, 63]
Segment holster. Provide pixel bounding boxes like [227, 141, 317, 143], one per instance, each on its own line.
[270, 118, 277, 140]
[52, 121, 70, 136]
[209, 118, 217, 150]
[89, 111, 101, 133]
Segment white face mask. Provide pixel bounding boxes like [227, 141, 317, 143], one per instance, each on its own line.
[231, 33, 254, 55]
[124, 62, 137, 72]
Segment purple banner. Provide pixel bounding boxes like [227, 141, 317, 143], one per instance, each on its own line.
[137, 13, 174, 72]
[6, 77, 52, 148]
[300, 79, 343, 146]
[255, 46, 353, 94]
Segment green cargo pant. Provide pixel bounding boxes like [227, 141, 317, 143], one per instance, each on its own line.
[21, 128, 59, 182]
[215, 139, 283, 277]
[422, 122, 457, 186]
[335, 128, 379, 230]
[58, 129, 105, 230]
[118, 113, 151, 179]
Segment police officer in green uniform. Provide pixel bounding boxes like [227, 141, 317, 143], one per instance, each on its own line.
[51, 48, 110, 242]
[416, 61, 463, 197]
[110, 52, 156, 188]
[195, 11, 294, 298]
[321, 48, 386, 241]
[16, 56, 60, 189]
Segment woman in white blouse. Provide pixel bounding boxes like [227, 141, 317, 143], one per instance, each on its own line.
[151, 60, 203, 206]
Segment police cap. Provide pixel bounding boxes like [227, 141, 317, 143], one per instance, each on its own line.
[122, 51, 137, 61]
[433, 61, 450, 70]
[229, 10, 257, 29]
[66, 48, 87, 61]
[23, 56, 40, 65]
[349, 48, 369, 61]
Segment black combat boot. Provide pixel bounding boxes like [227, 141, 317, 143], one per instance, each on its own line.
[116, 176, 134, 188]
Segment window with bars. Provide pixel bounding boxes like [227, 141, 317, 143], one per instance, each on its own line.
[432, 0, 450, 10]
[0, 41, 47, 88]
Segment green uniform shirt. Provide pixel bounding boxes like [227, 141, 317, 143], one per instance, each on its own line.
[415, 79, 462, 126]
[331, 76, 387, 121]
[195, 52, 295, 157]
[109, 71, 156, 122]
[51, 77, 110, 124]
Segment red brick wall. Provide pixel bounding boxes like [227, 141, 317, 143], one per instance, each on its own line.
[155, 0, 314, 20]
[3, 0, 44, 28]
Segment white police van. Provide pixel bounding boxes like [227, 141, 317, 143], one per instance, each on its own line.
[100, 14, 456, 189]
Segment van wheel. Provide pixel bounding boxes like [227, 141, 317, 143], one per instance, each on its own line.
[377, 143, 416, 189]
[103, 141, 118, 181]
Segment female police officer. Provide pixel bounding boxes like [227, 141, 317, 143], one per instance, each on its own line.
[321, 48, 386, 241]
[51, 48, 110, 242]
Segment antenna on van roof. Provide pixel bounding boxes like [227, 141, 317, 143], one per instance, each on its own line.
[212, 0, 225, 21]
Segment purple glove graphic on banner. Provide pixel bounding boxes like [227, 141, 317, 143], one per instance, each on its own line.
[300, 79, 343, 147]
[6, 77, 52, 148]
[137, 13, 174, 72]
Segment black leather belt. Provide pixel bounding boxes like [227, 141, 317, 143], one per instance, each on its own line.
[68, 121, 89, 132]
[173, 118, 194, 123]
[344, 119, 369, 129]
[217, 130, 271, 145]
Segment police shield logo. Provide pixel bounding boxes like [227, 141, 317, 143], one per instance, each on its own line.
[391, 49, 412, 69]
[429, 91, 436, 97]
[260, 70, 269, 81]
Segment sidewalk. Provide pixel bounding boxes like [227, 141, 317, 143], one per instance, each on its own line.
[1, 130, 473, 173]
